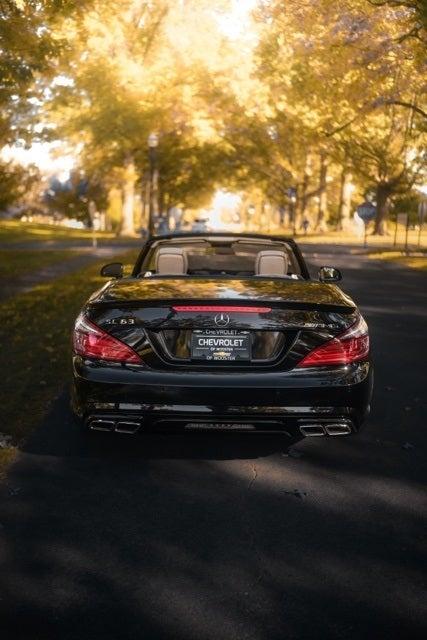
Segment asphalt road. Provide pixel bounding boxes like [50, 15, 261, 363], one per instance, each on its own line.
[1, 250, 426, 640]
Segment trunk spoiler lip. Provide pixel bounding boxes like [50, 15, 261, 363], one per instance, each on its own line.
[88, 299, 356, 314]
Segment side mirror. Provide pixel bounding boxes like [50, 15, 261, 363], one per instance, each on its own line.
[100, 262, 123, 278]
[318, 266, 342, 283]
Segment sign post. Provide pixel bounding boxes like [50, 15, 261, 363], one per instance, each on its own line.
[355, 202, 376, 247]
[88, 201, 98, 250]
[396, 213, 409, 252]
[418, 200, 427, 248]
[405, 215, 409, 253]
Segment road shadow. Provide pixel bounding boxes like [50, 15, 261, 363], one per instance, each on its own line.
[1, 398, 426, 640]
[23, 391, 301, 462]
[1, 253, 426, 639]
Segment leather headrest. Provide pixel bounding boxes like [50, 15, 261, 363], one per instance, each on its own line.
[155, 247, 188, 275]
[255, 250, 289, 277]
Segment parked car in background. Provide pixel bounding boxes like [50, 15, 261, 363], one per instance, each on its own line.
[191, 215, 210, 232]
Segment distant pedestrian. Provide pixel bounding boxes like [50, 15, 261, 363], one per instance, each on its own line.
[301, 216, 310, 235]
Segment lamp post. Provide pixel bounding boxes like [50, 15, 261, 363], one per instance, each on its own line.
[147, 132, 159, 237]
[287, 187, 297, 235]
[247, 204, 255, 231]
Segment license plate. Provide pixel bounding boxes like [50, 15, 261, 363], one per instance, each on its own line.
[190, 330, 251, 361]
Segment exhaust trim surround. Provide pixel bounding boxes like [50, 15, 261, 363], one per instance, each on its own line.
[299, 418, 353, 437]
[299, 424, 325, 437]
[115, 420, 141, 434]
[89, 419, 115, 432]
[324, 423, 352, 436]
[87, 418, 141, 434]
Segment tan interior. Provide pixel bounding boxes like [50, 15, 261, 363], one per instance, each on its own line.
[255, 250, 289, 277]
[155, 247, 188, 275]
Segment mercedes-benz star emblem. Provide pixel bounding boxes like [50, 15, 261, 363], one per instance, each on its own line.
[214, 312, 230, 327]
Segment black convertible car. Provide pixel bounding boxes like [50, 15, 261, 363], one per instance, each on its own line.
[71, 233, 373, 437]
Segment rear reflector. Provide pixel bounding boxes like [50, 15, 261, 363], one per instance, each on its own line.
[297, 315, 369, 367]
[73, 314, 141, 364]
[172, 305, 271, 313]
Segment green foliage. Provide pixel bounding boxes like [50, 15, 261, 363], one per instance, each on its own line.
[44, 170, 107, 222]
[41, 0, 266, 217]
[392, 191, 424, 222]
[252, 0, 427, 232]
[368, 0, 427, 36]
[0, 161, 40, 210]
[1, 0, 425, 233]
[0, 0, 94, 145]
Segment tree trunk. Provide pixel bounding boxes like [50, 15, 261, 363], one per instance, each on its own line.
[288, 193, 297, 230]
[297, 157, 311, 230]
[337, 169, 353, 230]
[315, 152, 328, 231]
[142, 176, 150, 231]
[374, 183, 390, 235]
[260, 200, 267, 232]
[120, 156, 137, 236]
[159, 186, 165, 221]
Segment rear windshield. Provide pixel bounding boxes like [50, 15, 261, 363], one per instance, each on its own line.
[139, 238, 302, 277]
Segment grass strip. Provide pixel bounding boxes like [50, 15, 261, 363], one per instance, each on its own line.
[0, 220, 141, 246]
[0, 249, 77, 281]
[0, 220, 116, 244]
[367, 251, 427, 271]
[0, 250, 138, 445]
[296, 227, 427, 248]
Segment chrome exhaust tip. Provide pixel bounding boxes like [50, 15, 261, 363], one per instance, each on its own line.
[324, 423, 352, 436]
[89, 419, 115, 432]
[299, 424, 325, 437]
[115, 420, 141, 434]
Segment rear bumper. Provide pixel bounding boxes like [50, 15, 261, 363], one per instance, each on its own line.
[71, 357, 373, 436]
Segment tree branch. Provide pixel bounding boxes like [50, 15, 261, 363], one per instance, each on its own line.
[325, 98, 427, 137]
[381, 100, 427, 119]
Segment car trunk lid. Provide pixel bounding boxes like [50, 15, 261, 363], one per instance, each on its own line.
[89, 277, 355, 313]
[86, 277, 356, 369]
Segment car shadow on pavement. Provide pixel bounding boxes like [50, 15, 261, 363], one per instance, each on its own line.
[22, 391, 301, 462]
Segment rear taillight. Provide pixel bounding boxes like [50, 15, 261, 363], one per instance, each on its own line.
[73, 314, 141, 364]
[297, 315, 369, 367]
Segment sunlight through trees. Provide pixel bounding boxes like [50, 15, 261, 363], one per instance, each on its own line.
[0, 0, 425, 234]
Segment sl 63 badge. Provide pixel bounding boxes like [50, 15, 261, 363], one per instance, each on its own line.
[105, 318, 136, 325]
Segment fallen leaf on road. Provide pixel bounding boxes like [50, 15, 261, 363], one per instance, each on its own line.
[287, 447, 303, 459]
[402, 442, 414, 450]
[283, 489, 307, 499]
